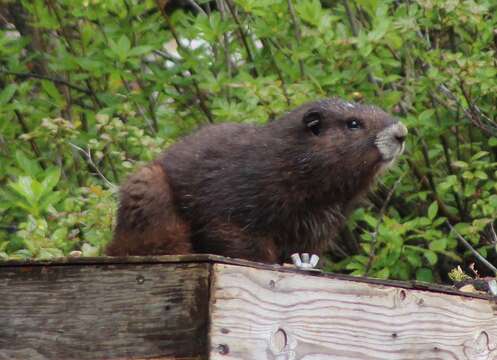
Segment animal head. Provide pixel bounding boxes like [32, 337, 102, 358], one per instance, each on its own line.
[274, 98, 407, 200]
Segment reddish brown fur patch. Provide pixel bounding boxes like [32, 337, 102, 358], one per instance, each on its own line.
[105, 163, 191, 256]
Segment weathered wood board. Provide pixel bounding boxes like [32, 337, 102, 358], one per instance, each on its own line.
[0, 262, 210, 360]
[209, 263, 497, 360]
[1, 255, 497, 360]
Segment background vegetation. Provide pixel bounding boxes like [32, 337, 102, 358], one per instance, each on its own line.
[1, 0, 496, 283]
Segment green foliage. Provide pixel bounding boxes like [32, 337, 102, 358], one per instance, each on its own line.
[0, 0, 496, 283]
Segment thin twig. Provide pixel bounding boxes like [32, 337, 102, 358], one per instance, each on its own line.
[286, 0, 305, 78]
[447, 221, 497, 275]
[186, 0, 207, 15]
[14, 110, 46, 169]
[134, 65, 160, 133]
[342, 0, 358, 36]
[491, 222, 497, 244]
[341, 0, 377, 87]
[153, 49, 180, 63]
[430, 96, 465, 218]
[412, 128, 437, 192]
[224, 0, 258, 77]
[364, 172, 406, 275]
[69, 143, 117, 191]
[260, 39, 290, 105]
[1, 70, 92, 95]
[435, 84, 497, 136]
[156, 1, 214, 123]
[407, 158, 460, 223]
[216, 0, 233, 94]
[44, 0, 103, 109]
[120, 74, 157, 134]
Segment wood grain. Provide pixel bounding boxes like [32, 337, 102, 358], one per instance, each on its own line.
[0, 263, 210, 360]
[2, 254, 493, 301]
[209, 264, 497, 360]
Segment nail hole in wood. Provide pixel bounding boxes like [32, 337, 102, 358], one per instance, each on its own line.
[136, 275, 145, 284]
[221, 328, 230, 334]
[399, 290, 406, 300]
[217, 344, 229, 355]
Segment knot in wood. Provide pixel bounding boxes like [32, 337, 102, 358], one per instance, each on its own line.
[464, 331, 497, 359]
[271, 328, 288, 353]
[269, 280, 276, 289]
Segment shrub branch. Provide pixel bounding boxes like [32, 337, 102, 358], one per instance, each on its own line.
[447, 221, 497, 276]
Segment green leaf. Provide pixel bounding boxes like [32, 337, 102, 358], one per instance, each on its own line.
[41, 80, 64, 105]
[76, 58, 102, 72]
[295, 0, 322, 26]
[38, 248, 64, 260]
[424, 250, 438, 265]
[15, 151, 43, 177]
[0, 84, 17, 105]
[474, 171, 488, 180]
[346, 261, 365, 271]
[471, 151, 489, 160]
[418, 109, 435, 123]
[41, 167, 61, 191]
[116, 35, 131, 61]
[427, 201, 438, 220]
[394, 262, 410, 281]
[362, 213, 378, 228]
[129, 45, 153, 57]
[429, 238, 447, 252]
[8, 176, 35, 203]
[375, 267, 390, 279]
[368, 19, 390, 42]
[39, 191, 62, 210]
[51, 227, 68, 243]
[82, 243, 99, 257]
[451, 161, 468, 168]
[416, 268, 433, 282]
[406, 252, 422, 267]
[438, 250, 462, 262]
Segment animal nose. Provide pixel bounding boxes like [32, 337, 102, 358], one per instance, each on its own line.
[395, 134, 406, 144]
[393, 123, 408, 144]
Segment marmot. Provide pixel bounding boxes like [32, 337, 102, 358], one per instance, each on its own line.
[105, 98, 407, 263]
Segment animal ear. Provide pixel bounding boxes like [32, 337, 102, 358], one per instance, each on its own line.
[303, 110, 322, 136]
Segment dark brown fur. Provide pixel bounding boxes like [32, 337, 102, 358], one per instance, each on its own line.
[106, 98, 400, 263]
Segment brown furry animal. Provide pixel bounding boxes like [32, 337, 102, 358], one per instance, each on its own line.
[106, 98, 407, 263]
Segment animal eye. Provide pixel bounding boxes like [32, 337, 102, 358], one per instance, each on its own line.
[346, 118, 362, 130]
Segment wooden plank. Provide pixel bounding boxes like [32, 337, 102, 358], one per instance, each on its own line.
[0, 254, 221, 267]
[1, 255, 493, 301]
[0, 263, 210, 360]
[209, 264, 497, 360]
